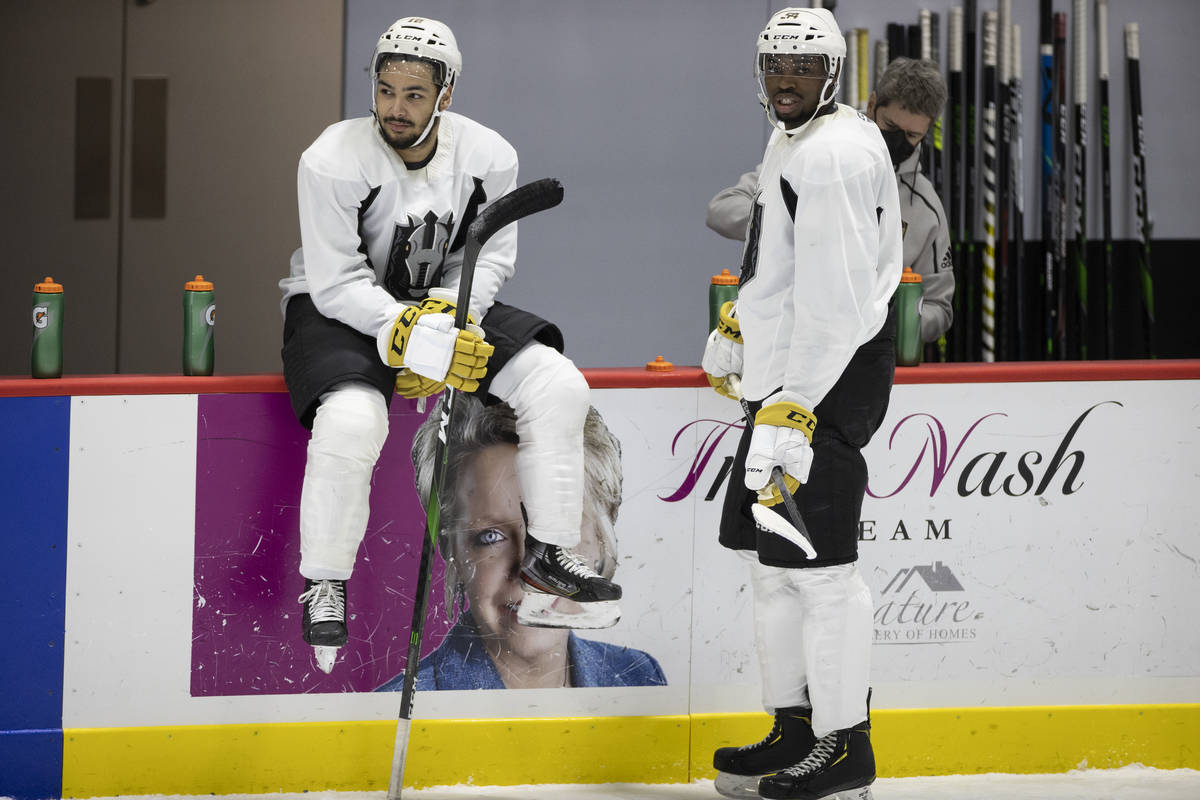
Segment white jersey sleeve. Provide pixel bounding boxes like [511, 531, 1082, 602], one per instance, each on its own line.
[291, 136, 407, 334]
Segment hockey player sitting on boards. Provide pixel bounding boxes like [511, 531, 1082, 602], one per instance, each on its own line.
[279, 15, 620, 675]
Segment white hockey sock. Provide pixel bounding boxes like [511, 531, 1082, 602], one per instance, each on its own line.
[750, 560, 873, 737]
[488, 343, 589, 548]
[298, 382, 389, 580]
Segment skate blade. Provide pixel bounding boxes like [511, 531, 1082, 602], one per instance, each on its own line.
[516, 592, 620, 629]
[313, 645, 339, 673]
[714, 771, 763, 799]
[832, 788, 873, 800]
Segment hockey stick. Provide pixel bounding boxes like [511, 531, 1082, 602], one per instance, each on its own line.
[387, 178, 565, 800]
[725, 375, 817, 561]
[996, 0, 1011, 361]
[1072, 0, 1089, 359]
[1010, 24, 1028, 361]
[929, 12, 945, 206]
[1125, 22, 1155, 358]
[1097, 0, 1115, 358]
[964, 0, 979, 360]
[888, 23, 907, 61]
[920, 11, 932, 158]
[1039, 0, 1056, 359]
[980, 11, 997, 362]
[947, 7, 964, 362]
[1053, 13, 1069, 358]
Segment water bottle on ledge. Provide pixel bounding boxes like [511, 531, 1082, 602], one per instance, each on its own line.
[183, 275, 215, 376]
[895, 267, 924, 367]
[709, 269, 739, 333]
[32, 276, 64, 379]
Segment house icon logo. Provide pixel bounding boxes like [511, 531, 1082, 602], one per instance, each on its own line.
[874, 562, 981, 645]
[881, 561, 964, 594]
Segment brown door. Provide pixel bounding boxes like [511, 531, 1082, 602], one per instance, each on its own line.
[118, 0, 344, 374]
[0, 0, 344, 377]
[0, 0, 125, 375]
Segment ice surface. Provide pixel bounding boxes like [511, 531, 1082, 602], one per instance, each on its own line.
[52, 765, 1200, 800]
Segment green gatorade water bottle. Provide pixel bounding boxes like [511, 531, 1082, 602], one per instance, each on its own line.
[709, 269, 739, 333]
[183, 275, 215, 376]
[32, 276, 64, 378]
[895, 267, 924, 367]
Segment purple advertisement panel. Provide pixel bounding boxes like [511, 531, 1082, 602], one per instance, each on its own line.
[191, 392, 446, 695]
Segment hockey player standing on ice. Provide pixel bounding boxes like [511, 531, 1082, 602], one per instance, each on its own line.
[278, 16, 620, 674]
[701, 8, 901, 800]
[707, 56, 953, 344]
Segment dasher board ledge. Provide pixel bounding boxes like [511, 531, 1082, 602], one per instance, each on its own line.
[0, 359, 1197, 397]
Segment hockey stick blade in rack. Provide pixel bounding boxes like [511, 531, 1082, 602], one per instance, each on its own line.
[387, 178, 565, 800]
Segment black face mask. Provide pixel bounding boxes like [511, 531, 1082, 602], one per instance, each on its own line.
[878, 125, 917, 169]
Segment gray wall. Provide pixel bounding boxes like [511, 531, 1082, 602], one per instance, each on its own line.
[343, 0, 1197, 369]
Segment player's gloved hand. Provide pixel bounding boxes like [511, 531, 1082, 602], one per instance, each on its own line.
[392, 369, 445, 399]
[377, 289, 494, 392]
[744, 391, 817, 507]
[702, 300, 744, 400]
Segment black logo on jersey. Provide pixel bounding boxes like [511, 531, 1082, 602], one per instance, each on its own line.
[382, 177, 488, 302]
[739, 191, 765, 287]
[383, 209, 454, 301]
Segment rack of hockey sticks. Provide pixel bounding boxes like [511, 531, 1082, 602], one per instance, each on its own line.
[891, 2, 1157, 361]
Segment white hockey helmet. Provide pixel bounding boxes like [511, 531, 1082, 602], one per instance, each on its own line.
[371, 16, 462, 147]
[373, 16, 461, 87]
[755, 7, 846, 131]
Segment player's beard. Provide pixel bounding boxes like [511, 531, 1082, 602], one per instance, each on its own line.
[375, 109, 434, 152]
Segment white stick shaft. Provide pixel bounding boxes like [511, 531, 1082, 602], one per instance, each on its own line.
[999, 0, 1011, 83]
[950, 7, 964, 72]
[921, 9, 933, 59]
[1098, 0, 1110, 79]
[1125, 22, 1140, 60]
[1012, 24, 1022, 82]
[1074, 0, 1088, 102]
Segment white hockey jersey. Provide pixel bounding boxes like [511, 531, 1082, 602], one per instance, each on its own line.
[279, 112, 519, 338]
[737, 104, 903, 408]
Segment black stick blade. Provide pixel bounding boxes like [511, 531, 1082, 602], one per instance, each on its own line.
[468, 178, 564, 247]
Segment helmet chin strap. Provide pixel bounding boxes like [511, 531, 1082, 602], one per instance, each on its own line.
[409, 84, 450, 149]
[760, 64, 840, 134]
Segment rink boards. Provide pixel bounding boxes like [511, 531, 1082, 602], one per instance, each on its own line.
[1, 363, 1198, 798]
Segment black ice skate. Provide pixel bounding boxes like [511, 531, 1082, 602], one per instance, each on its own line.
[757, 719, 875, 800]
[298, 578, 346, 674]
[517, 535, 621, 629]
[713, 706, 815, 799]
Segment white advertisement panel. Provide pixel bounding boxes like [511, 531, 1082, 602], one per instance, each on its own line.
[61, 379, 1199, 729]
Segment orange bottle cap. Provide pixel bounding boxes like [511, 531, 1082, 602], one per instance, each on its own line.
[711, 269, 739, 286]
[646, 356, 675, 372]
[186, 274, 214, 291]
[900, 266, 922, 283]
[34, 276, 63, 293]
